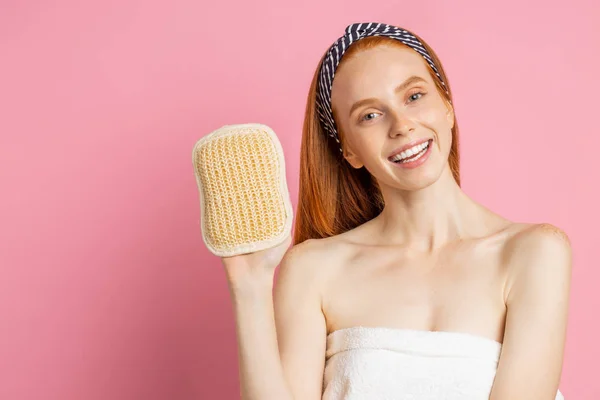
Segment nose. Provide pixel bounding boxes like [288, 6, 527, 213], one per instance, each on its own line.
[388, 109, 416, 138]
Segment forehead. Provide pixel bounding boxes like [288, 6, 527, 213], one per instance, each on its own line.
[331, 45, 432, 103]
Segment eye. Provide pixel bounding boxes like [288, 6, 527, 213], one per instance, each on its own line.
[360, 112, 380, 122]
[407, 91, 425, 103]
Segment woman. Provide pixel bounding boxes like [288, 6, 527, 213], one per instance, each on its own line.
[221, 22, 570, 399]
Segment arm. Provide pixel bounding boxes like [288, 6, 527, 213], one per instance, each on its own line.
[273, 240, 328, 400]
[224, 237, 326, 400]
[490, 223, 572, 400]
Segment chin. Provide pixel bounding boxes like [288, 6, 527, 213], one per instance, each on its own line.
[402, 170, 441, 190]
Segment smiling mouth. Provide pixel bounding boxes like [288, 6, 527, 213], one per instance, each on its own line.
[389, 139, 433, 163]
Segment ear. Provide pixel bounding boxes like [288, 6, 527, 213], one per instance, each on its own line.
[343, 147, 364, 169]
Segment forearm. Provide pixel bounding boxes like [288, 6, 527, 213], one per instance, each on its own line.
[228, 277, 294, 400]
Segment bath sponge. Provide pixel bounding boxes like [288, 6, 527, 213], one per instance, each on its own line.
[192, 123, 293, 257]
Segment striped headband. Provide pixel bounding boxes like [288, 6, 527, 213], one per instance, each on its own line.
[316, 22, 449, 153]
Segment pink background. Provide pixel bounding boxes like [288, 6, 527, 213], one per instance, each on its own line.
[1, 1, 598, 399]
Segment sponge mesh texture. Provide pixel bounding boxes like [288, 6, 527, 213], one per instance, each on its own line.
[192, 124, 292, 256]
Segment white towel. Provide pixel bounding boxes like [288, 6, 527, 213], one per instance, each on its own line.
[322, 326, 565, 400]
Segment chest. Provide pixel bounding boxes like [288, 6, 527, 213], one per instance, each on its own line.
[322, 242, 509, 336]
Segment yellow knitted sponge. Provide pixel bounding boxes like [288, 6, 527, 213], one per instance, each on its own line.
[192, 123, 293, 257]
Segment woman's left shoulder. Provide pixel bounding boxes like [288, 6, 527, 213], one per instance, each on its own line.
[504, 222, 572, 254]
[501, 222, 572, 284]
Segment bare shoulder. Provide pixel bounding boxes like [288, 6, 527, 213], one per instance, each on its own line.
[276, 218, 382, 298]
[502, 222, 572, 303]
[503, 222, 572, 258]
[281, 236, 348, 270]
[276, 235, 351, 293]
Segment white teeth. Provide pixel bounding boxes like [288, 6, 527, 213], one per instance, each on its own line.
[401, 146, 427, 163]
[390, 141, 430, 162]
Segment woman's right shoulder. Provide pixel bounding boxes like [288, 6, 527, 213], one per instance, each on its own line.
[289, 233, 356, 261]
[278, 234, 354, 282]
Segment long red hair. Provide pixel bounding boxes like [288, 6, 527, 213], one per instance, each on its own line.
[293, 34, 460, 245]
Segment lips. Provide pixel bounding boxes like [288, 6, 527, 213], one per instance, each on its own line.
[389, 138, 433, 169]
[387, 138, 432, 161]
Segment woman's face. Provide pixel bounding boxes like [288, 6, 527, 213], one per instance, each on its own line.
[331, 44, 455, 191]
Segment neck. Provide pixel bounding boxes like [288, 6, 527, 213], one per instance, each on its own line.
[373, 164, 502, 252]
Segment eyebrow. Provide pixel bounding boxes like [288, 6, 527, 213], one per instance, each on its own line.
[348, 75, 428, 117]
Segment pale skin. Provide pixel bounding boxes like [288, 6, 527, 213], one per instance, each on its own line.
[221, 44, 572, 400]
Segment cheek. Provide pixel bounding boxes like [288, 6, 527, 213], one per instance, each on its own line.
[342, 125, 374, 152]
[416, 106, 451, 134]
[414, 107, 453, 154]
[349, 136, 377, 164]
[415, 106, 445, 126]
